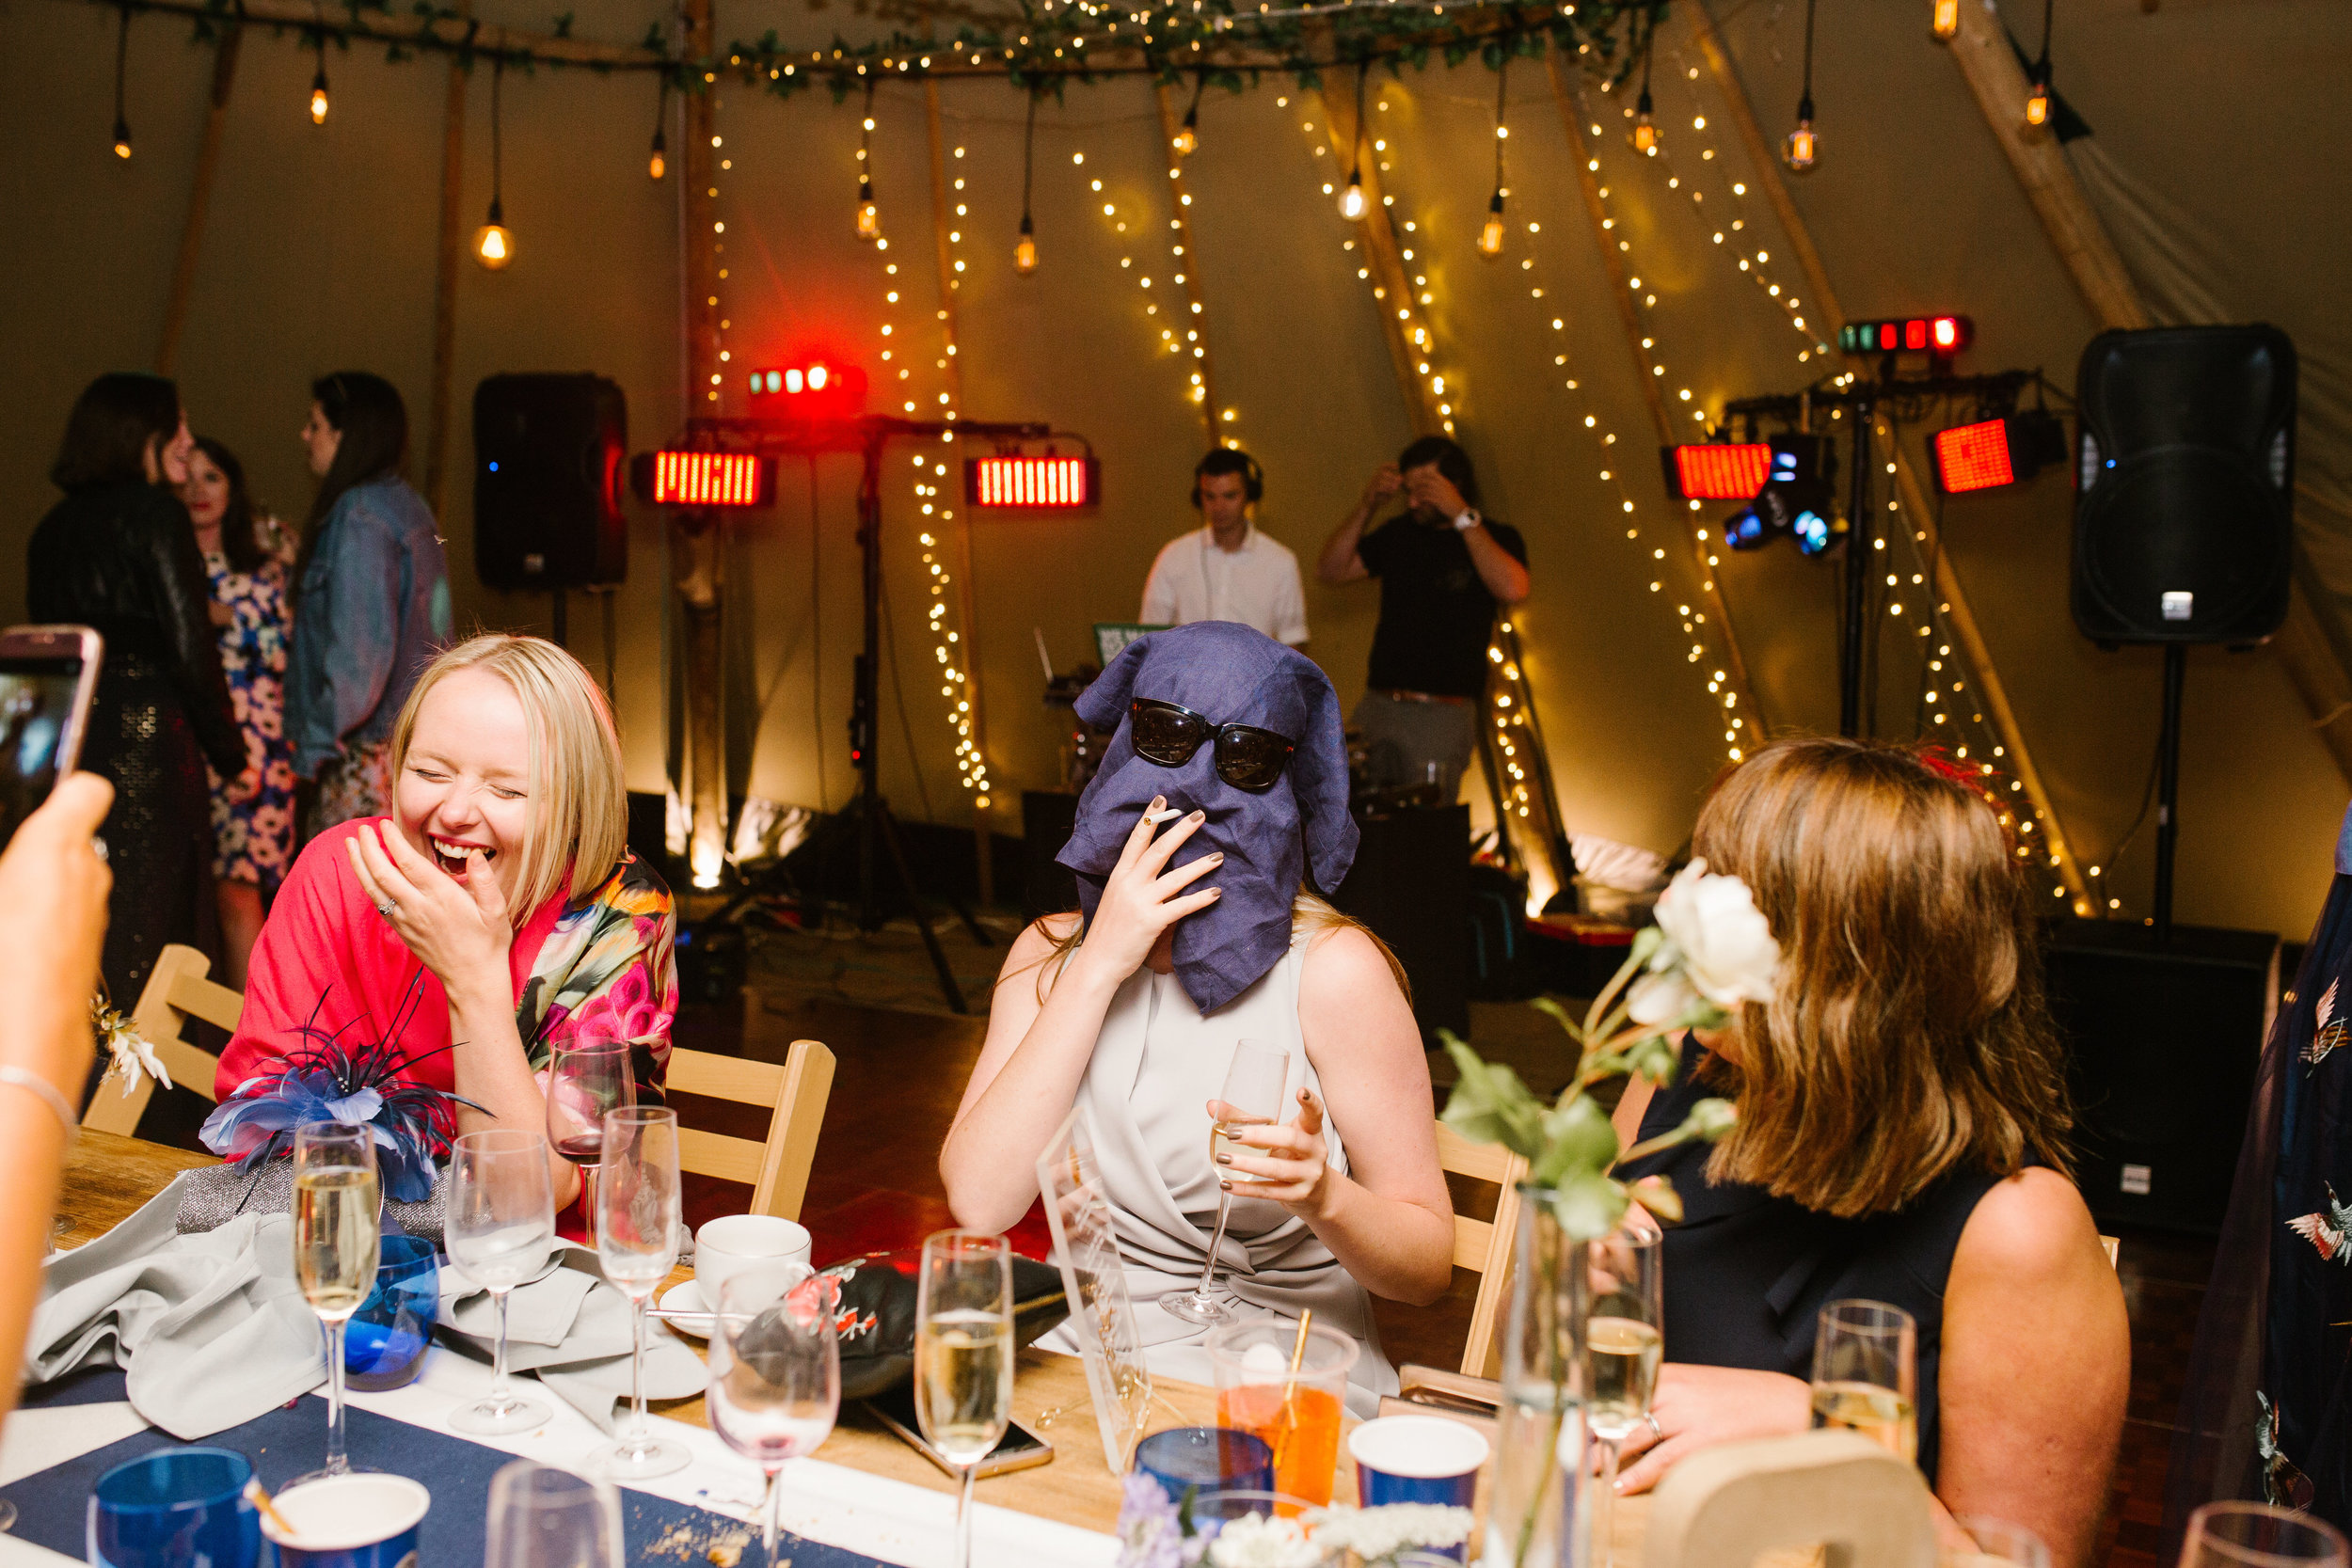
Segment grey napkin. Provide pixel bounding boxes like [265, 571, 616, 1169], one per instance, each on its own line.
[437, 1248, 704, 1433]
[27, 1175, 326, 1439]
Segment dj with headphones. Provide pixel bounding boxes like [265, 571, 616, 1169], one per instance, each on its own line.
[1317, 436, 1530, 800]
[1139, 448, 1311, 650]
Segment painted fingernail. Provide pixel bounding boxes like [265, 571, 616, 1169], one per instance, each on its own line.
[1207, 886, 1222, 898]
[1214, 1153, 1232, 1166]
[1206, 852, 1226, 865]
[1218, 1180, 1233, 1193]
[1151, 796, 1166, 811]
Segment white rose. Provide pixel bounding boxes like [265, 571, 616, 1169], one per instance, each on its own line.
[1648, 859, 1781, 1009]
[1626, 968, 1706, 1027]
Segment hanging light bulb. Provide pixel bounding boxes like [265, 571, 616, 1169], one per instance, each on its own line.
[1782, 96, 1818, 169]
[853, 84, 880, 239]
[112, 116, 133, 159]
[309, 36, 330, 124]
[1339, 168, 1367, 221]
[473, 56, 512, 269]
[1479, 191, 1506, 259]
[2026, 0, 2055, 126]
[1172, 104, 1199, 157]
[1931, 0, 1960, 40]
[1014, 213, 1038, 275]
[109, 3, 132, 158]
[648, 128, 666, 182]
[856, 175, 881, 241]
[1478, 56, 1509, 257]
[1013, 90, 1038, 274]
[1629, 29, 1658, 154]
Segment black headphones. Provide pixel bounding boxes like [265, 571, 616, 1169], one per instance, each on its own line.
[1190, 450, 1265, 510]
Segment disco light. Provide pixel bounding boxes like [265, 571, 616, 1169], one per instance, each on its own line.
[1930, 410, 2068, 494]
[1836, 315, 1973, 357]
[964, 455, 1100, 510]
[1662, 442, 1774, 501]
[1726, 436, 1838, 555]
[747, 358, 868, 419]
[630, 450, 775, 509]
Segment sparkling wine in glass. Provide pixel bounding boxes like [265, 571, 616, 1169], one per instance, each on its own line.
[1583, 1221, 1663, 1568]
[1161, 1037, 1291, 1328]
[292, 1121, 381, 1482]
[483, 1460, 626, 1568]
[1810, 1298, 1919, 1464]
[447, 1128, 557, 1435]
[915, 1230, 1013, 1568]
[589, 1106, 689, 1481]
[546, 1037, 635, 1246]
[708, 1261, 839, 1567]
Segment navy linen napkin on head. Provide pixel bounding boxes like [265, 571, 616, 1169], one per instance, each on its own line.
[1056, 622, 1358, 1015]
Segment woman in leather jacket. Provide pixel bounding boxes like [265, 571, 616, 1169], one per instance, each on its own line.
[27, 373, 250, 1006]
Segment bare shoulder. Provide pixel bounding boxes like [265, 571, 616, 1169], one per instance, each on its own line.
[1300, 922, 1405, 998]
[994, 913, 1079, 985]
[1954, 1166, 2109, 1286]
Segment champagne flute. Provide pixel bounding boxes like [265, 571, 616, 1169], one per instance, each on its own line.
[292, 1121, 381, 1482]
[1582, 1221, 1662, 1568]
[590, 1106, 690, 1481]
[2178, 1503, 2350, 1568]
[483, 1461, 626, 1568]
[915, 1230, 1013, 1568]
[447, 1129, 558, 1435]
[1160, 1037, 1292, 1327]
[1809, 1299, 1918, 1464]
[546, 1037, 635, 1247]
[708, 1261, 840, 1568]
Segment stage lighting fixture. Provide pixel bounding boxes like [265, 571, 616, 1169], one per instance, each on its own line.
[630, 451, 775, 509]
[1836, 315, 1973, 357]
[1756, 436, 1838, 552]
[1662, 442, 1774, 501]
[1931, 410, 2068, 494]
[964, 455, 1100, 510]
[746, 359, 869, 419]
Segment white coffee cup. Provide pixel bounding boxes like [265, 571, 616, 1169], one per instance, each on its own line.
[695, 1214, 813, 1303]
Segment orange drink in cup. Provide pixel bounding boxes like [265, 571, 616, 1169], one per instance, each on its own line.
[1205, 1319, 1359, 1507]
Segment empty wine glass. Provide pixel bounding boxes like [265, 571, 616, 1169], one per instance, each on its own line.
[1161, 1037, 1292, 1327]
[916, 1230, 1013, 1568]
[707, 1260, 839, 1567]
[291, 1121, 381, 1483]
[2178, 1503, 2350, 1568]
[546, 1037, 635, 1247]
[1583, 1221, 1662, 1568]
[447, 1128, 557, 1435]
[589, 1106, 689, 1481]
[483, 1461, 625, 1568]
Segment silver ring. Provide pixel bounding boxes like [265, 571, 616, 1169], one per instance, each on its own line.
[1644, 1411, 1664, 1441]
[376, 901, 395, 917]
[90, 835, 107, 863]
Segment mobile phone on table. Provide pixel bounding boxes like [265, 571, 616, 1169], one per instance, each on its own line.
[0, 626, 103, 847]
[864, 1381, 1054, 1478]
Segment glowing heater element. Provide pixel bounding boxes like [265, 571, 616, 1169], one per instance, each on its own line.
[964, 456, 1100, 510]
[1663, 442, 1774, 501]
[632, 451, 775, 509]
[1931, 420, 2016, 494]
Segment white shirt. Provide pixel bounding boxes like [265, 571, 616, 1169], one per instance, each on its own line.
[1138, 522, 1311, 646]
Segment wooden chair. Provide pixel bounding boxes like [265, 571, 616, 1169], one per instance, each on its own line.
[1437, 1120, 1530, 1380]
[665, 1040, 836, 1221]
[82, 944, 238, 1135]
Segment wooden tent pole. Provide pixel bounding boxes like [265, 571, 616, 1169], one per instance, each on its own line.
[155, 24, 239, 376]
[1312, 49, 1441, 436]
[676, 0, 729, 889]
[1688, 2, 2095, 912]
[1152, 82, 1222, 450]
[1543, 48, 1764, 736]
[421, 11, 470, 521]
[923, 79, 994, 905]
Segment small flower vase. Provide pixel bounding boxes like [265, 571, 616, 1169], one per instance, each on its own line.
[1484, 1185, 1591, 1568]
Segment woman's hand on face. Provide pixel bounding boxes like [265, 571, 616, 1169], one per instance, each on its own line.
[1216, 1088, 1336, 1221]
[1068, 796, 1221, 987]
[345, 820, 513, 998]
[1609, 1364, 1812, 1495]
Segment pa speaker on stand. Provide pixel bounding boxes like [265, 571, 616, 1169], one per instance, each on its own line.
[474, 373, 629, 644]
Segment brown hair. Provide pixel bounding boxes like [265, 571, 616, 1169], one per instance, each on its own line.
[1010, 892, 1409, 1006]
[1692, 736, 2073, 1217]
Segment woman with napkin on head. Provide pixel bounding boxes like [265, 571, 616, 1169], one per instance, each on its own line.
[941, 622, 1454, 1414]
[213, 634, 675, 1213]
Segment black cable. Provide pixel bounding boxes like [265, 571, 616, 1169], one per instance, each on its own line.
[1018, 89, 1037, 225]
[488, 52, 504, 213]
[111, 3, 132, 152]
[1348, 55, 1367, 183]
[1490, 47, 1508, 194]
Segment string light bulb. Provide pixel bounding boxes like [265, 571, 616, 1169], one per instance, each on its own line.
[1630, 30, 1658, 154]
[1782, 0, 1820, 170]
[2026, 0, 2054, 126]
[1339, 169, 1367, 221]
[1931, 0, 1960, 40]
[1015, 213, 1038, 274]
[854, 84, 881, 241]
[1479, 192, 1506, 258]
[1479, 55, 1509, 260]
[1340, 59, 1370, 221]
[309, 40, 330, 124]
[1014, 91, 1039, 275]
[472, 56, 512, 269]
[109, 3, 132, 158]
[649, 129, 666, 181]
[1172, 71, 1203, 156]
[647, 80, 668, 181]
[857, 177, 880, 240]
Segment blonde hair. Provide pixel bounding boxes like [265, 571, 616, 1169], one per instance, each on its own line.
[388, 634, 628, 918]
[1016, 891, 1409, 1005]
[1692, 736, 2074, 1218]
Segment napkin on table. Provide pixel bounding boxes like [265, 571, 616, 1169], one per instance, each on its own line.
[437, 1245, 706, 1433]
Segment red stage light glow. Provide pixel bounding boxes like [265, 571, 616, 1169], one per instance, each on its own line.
[1840, 316, 1975, 357]
[1931, 420, 2016, 493]
[1663, 442, 1774, 501]
[963, 455, 1100, 510]
[634, 450, 774, 508]
[747, 360, 866, 417]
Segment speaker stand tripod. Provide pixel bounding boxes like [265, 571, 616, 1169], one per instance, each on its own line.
[2152, 643, 2186, 945]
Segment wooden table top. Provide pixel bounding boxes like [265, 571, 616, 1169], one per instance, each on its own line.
[58, 1132, 1648, 1554]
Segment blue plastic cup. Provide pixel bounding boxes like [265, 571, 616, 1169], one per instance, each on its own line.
[345, 1234, 438, 1392]
[1348, 1415, 1489, 1561]
[261, 1474, 430, 1568]
[87, 1448, 260, 1568]
[1133, 1427, 1275, 1508]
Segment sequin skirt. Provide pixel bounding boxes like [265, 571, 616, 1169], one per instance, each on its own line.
[81, 670, 215, 1006]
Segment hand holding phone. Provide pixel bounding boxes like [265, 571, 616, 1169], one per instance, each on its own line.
[0, 626, 103, 847]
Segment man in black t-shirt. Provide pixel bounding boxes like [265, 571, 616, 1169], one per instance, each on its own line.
[1317, 436, 1529, 798]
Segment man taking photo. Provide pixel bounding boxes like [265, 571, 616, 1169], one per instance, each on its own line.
[1140, 448, 1310, 648]
[1318, 436, 1529, 798]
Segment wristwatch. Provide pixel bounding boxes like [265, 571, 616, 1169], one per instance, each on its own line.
[1453, 508, 1483, 532]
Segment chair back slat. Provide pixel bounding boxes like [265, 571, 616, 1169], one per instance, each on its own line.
[1435, 1118, 1528, 1380]
[85, 944, 229, 1134]
[670, 1039, 836, 1221]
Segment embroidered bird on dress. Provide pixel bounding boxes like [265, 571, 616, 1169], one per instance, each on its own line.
[2257, 1392, 2315, 1511]
[2306, 978, 2346, 1069]
[2284, 1183, 2352, 1262]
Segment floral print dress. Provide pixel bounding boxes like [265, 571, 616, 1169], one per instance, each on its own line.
[202, 550, 298, 891]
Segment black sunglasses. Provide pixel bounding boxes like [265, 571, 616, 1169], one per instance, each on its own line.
[1129, 699, 1296, 791]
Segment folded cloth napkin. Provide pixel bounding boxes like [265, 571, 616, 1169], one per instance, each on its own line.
[27, 1175, 326, 1440]
[437, 1248, 704, 1433]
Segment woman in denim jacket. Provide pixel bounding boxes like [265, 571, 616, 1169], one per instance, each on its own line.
[285, 372, 452, 839]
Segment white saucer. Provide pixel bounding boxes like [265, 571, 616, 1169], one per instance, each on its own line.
[655, 1277, 710, 1338]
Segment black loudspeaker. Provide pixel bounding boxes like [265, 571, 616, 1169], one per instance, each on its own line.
[1330, 804, 1470, 1041]
[2071, 325, 2296, 645]
[473, 373, 628, 591]
[2044, 921, 2280, 1234]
